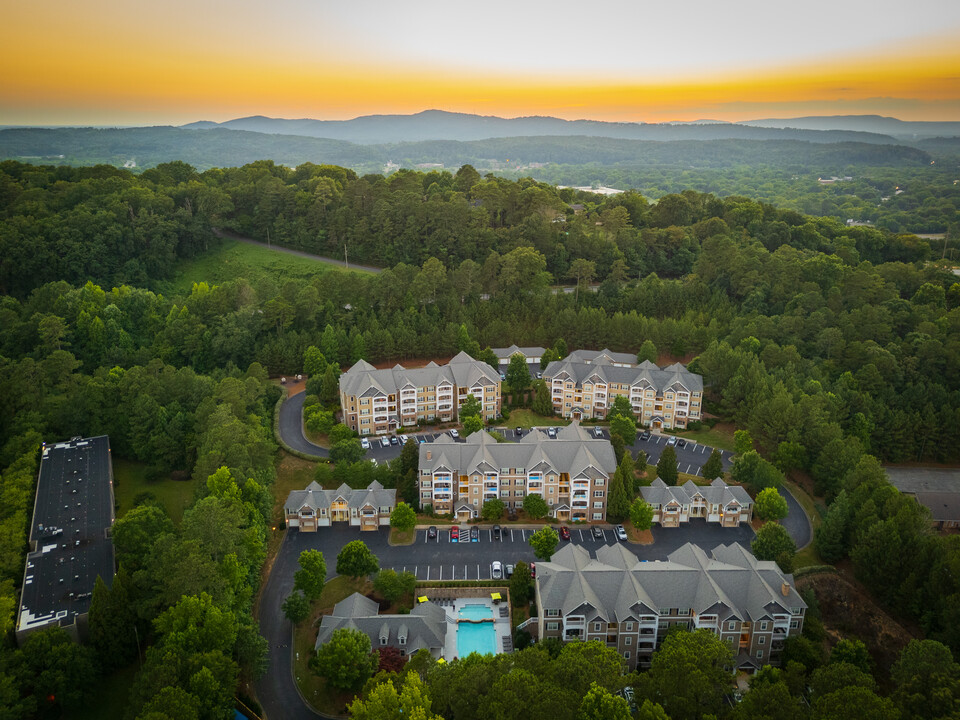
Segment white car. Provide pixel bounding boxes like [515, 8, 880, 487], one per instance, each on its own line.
[381, 437, 391, 448]
[593, 427, 604, 438]
[615, 525, 628, 541]
[491, 561, 503, 580]
[667, 436, 678, 446]
[360, 438, 371, 450]
[449, 429, 460, 439]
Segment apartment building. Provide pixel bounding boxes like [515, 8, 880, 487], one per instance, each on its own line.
[340, 352, 501, 435]
[543, 355, 702, 429]
[536, 542, 806, 671]
[641, 478, 753, 527]
[491, 345, 545, 366]
[418, 424, 617, 522]
[284, 480, 396, 531]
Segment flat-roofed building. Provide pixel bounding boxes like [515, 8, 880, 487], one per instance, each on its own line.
[544, 356, 702, 429]
[340, 352, 501, 435]
[535, 541, 805, 671]
[419, 424, 616, 522]
[17, 436, 116, 644]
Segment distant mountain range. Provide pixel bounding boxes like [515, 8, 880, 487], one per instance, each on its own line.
[741, 115, 960, 140]
[179, 109, 924, 145]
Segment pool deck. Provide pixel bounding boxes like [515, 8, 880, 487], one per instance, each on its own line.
[436, 597, 512, 659]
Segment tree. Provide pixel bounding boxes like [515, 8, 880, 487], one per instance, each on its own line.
[701, 448, 724, 480]
[752, 522, 796, 566]
[348, 673, 441, 720]
[462, 415, 483, 436]
[639, 628, 733, 720]
[811, 686, 899, 720]
[482, 498, 505, 522]
[390, 502, 417, 533]
[373, 569, 416, 605]
[755, 487, 789, 521]
[734, 676, 806, 720]
[523, 493, 549, 520]
[830, 638, 872, 673]
[815, 490, 852, 563]
[320, 364, 339, 405]
[637, 340, 658, 365]
[531, 379, 553, 416]
[111, 504, 175, 571]
[636, 700, 671, 720]
[567, 258, 597, 305]
[630, 497, 654, 531]
[810, 661, 876, 698]
[331, 438, 364, 464]
[303, 346, 327, 377]
[506, 353, 531, 398]
[609, 412, 637, 450]
[731, 450, 784, 494]
[282, 591, 309, 623]
[578, 681, 631, 720]
[657, 446, 679, 485]
[510, 561, 532, 606]
[607, 464, 630, 521]
[892, 639, 960, 720]
[610, 394, 635, 420]
[459, 393, 482, 421]
[617, 451, 638, 496]
[336, 540, 379, 578]
[734, 429, 754, 456]
[310, 627, 378, 691]
[13, 626, 100, 713]
[294, 549, 327, 600]
[530, 526, 559, 560]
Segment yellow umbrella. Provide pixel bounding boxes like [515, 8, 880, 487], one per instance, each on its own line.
[438, 658, 446, 664]
[418, 596, 429, 603]
[490, 592, 502, 600]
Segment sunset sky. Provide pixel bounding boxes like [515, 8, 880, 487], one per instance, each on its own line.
[2, 0, 959, 126]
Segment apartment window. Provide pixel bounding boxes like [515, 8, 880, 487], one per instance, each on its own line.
[593, 502, 603, 509]
[790, 620, 799, 629]
[727, 622, 736, 631]
[625, 637, 632, 646]
[592, 513, 603, 520]
[595, 478, 605, 486]
[547, 622, 559, 631]
[594, 490, 604, 498]
[623, 651, 631, 660]
[421, 492, 431, 499]
[760, 621, 768, 630]
[500, 491, 510, 498]
[546, 609, 559, 617]
[758, 636, 766, 645]
[625, 622, 634, 631]
[756, 650, 763, 659]
[380, 637, 387, 646]
[548, 487, 554, 495]
[594, 622, 603, 632]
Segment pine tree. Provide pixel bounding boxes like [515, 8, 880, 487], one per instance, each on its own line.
[657, 446, 679, 485]
[701, 448, 724, 480]
[321, 364, 339, 405]
[607, 465, 630, 521]
[531, 380, 553, 416]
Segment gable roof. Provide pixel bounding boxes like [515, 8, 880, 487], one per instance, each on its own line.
[284, 481, 396, 515]
[544, 356, 703, 394]
[640, 478, 752, 508]
[315, 592, 447, 655]
[339, 355, 500, 398]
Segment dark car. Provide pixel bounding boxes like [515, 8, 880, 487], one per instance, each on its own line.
[639, 430, 651, 441]
[592, 526, 604, 540]
[492, 525, 502, 540]
[390, 435, 399, 446]
[427, 526, 437, 539]
[529, 562, 536, 578]
[677, 439, 686, 448]
[470, 526, 480, 542]
[505, 564, 515, 579]
[559, 526, 571, 541]
[515, 427, 523, 436]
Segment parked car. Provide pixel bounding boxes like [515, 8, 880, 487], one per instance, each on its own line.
[592, 526, 604, 540]
[450, 527, 459, 542]
[593, 427, 604, 438]
[492, 525, 502, 540]
[418, 436, 428, 444]
[559, 526, 571, 541]
[470, 526, 480, 542]
[535, 371, 543, 379]
[449, 429, 460, 439]
[677, 439, 686, 448]
[667, 436, 678, 446]
[381, 437, 391, 448]
[399, 434, 409, 444]
[491, 561, 503, 579]
[505, 564, 515, 579]
[460, 528, 471, 543]
[623, 687, 635, 709]
[360, 438, 371, 450]
[640, 430, 651, 441]
[615, 525, 628, 541]
[547, 427, 558, 438]
[500, 371, 506, 380]
[529, 562, 536, 578]
[427, 526, 437, 539]
[515, 427, 523, 436]
[390, 435, 399, 446]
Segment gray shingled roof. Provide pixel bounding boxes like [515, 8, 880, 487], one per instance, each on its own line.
[914, 492, 960, 522]
[339, 352, 500, 398]
[419, 425, 616, 479]
[566, 348, 638, 366]
[641, 478, 752, 509]
[544, 357, 702, 394]
[492, 345, 546, 361]
[284, 480, 396, 515]
[315, 593, 447, 655]
[537, 542, 804, 625]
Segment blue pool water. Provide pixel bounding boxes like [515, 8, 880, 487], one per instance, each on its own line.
[459, 603, 493, 621]
[457, 618, 497, 656]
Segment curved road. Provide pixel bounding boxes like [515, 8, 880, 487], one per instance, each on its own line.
[778, 485, 813, 550]
[279, 391, 329, 458]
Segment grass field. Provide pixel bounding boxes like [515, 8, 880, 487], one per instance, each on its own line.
[113, 458, 200, 523]
[155, 238, 367, 296]
[294, 576, 373, 715]
[498, 409, 570, 430]
[676, 423, 737, 452]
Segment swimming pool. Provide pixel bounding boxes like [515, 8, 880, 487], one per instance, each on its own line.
[457, 617, 497, 656]
[458, 603, 493, 621]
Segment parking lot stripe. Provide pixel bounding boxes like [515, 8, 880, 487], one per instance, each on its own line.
[477, 564, 480, 579]
[510, 529, 515, 541]
[579, 529, 585, 541]
[686, 464, 692, 473]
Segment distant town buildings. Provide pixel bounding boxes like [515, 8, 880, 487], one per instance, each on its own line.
[535, 541, 806, 670]
[339, 352, 502, 435]
[17, 436, 115, 644]
[418, 425, 616, 521]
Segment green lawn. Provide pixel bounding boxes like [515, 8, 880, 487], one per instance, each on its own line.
[498, 409, 570, 430]
[155, 238, 369, 296]
[675, 423, 737, 452]
[65, 662, 137, 720]
[113, 458, 200, 523]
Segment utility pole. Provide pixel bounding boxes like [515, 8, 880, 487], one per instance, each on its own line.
[344, 244, 349, 270]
